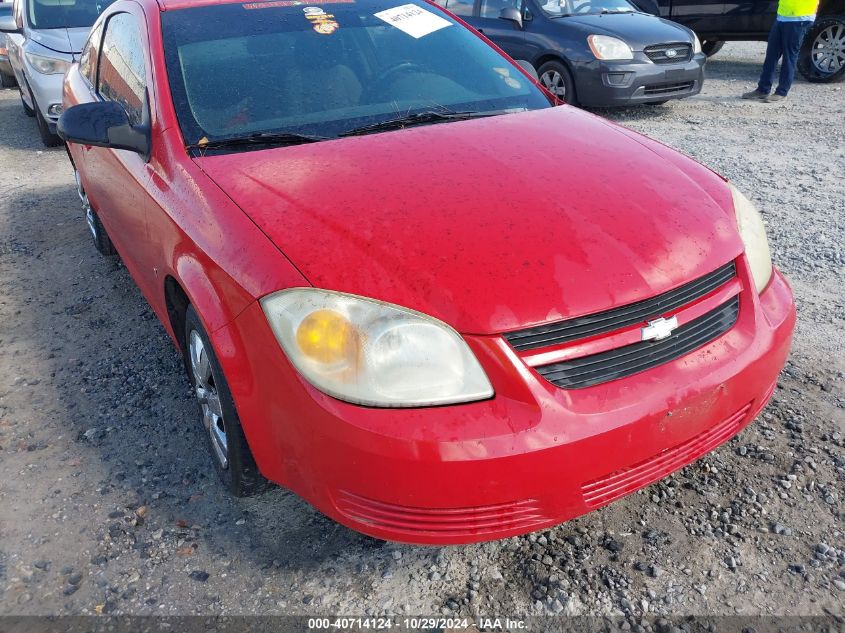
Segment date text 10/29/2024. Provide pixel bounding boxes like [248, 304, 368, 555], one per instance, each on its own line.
[308, 617, 528, 630]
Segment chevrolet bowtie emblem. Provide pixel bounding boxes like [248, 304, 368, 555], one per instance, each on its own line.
[642, 316, 679, 342]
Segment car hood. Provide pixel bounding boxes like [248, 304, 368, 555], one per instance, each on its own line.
[552, 12, 693, 49]
[28, 27, 89, 55]
[196, 107, 741, 335]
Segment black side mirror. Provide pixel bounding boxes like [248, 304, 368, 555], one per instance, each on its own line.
[58, 100, 151, 160]
[499, 6, 523, 28]
[0, 13, 20, 33]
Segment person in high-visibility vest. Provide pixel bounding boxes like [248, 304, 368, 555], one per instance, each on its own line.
[742, 0, 819, 102]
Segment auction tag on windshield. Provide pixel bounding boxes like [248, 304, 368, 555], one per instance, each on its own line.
[374, 4, 452, 38]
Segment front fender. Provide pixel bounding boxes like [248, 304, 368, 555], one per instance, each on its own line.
[173, 251, 249, 335]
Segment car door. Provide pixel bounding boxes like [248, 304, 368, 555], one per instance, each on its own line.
[661, 0, 727, 36]
[83, 9, 157, 298]
[747, 0, 777, 35]
[467, 0, 532, 60]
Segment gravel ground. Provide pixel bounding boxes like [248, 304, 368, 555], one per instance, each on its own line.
[0, 42, 843, 624]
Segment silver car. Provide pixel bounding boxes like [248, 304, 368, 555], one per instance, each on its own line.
[0, 3, 16, 87]
[0, 0, 113, 146]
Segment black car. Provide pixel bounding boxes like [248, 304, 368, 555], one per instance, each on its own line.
[653, 0, 845, 83]
[437, 0, 706, 106]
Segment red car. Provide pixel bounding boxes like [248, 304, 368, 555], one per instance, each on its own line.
[58, 0, 795, 545]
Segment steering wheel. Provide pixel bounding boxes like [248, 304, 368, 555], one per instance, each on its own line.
[366, 61, 428, 99]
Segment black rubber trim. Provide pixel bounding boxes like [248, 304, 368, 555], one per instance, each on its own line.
[535, 295, 740, 390]
[504, 262, 736, 352]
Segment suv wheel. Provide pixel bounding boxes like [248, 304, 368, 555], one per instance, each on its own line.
[798, 16, 845, 83]
[35, 108, 62, 147]
[28, 86, 62, 147]
[701, 40, 725, 57]
[538, 60, 577, 106]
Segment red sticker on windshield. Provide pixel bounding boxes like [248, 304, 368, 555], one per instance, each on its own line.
[303, 6, 340, 34]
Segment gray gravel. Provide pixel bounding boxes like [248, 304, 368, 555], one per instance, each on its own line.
[0, 42, 843, 620]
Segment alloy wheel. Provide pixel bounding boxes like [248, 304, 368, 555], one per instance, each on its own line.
[811, 23, 845, 74]
[540, 70, 567, 99]
[189, 330, 229, 470]
[74, 171, 97, 239]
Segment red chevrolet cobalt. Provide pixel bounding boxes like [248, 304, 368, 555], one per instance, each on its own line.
[58, 0, 795, 544]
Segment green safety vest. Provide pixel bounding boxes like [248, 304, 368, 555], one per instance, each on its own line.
[778, 0, 819, 17]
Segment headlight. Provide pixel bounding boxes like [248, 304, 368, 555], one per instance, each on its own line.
[25, 52, 70, 75]
[693, 33, 702, 54]
[260, 289, 494, 408]
[587, 35, 634, 61]
[730, 183, 773, 294]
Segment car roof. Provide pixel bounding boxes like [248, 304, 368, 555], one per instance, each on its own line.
[154, 0, 254, 11]
[154, 0, 418, 12]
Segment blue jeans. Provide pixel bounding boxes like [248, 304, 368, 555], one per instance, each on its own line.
[757, 20, 812, 96]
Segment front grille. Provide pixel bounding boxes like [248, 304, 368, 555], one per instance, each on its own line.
[504, 262, 736, 352]
[335, 491, 549, 537]
[581, 402, 752, 508]
[644, 81, 695, 96]
[644, 43, 693, 64]
[535, 295, 740, 389]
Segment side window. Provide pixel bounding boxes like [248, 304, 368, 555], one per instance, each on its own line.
[434, 0, 475, 17]
[97, 13, 147, 126]
[79, 23, 103, 87]
[480, 0, 522, 17]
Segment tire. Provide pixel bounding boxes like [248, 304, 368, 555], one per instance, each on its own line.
[798, 16, 845, 83]
[184, 305, 269, 497]
[0, 72, 16, 88]
[20, 86, 35, 117]
[35, 107, 62, 147]
[28, 86, 62, 147]
[700, 40, 725, 57]
[538, 60, 577, 106]
[76, 170, 116, 256]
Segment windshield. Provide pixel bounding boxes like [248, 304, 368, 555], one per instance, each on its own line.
[27, 0, 114, 29]
[540, 0, 635, 16]
[161, 0, 552, 147]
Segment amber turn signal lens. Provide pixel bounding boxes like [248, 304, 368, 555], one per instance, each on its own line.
[295, 309, 359, 365]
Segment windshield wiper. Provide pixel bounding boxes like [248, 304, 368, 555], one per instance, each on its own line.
[188, 131, 329, 153]
[339, 110, 501, 137]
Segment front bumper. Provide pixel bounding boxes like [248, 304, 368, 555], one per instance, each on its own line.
[575, 52, 706, 107]
[23, 62, 65, 128]
[222, 262, 795, 545]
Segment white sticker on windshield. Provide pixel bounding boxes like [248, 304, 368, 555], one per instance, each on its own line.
[374, 4, 452, 38]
